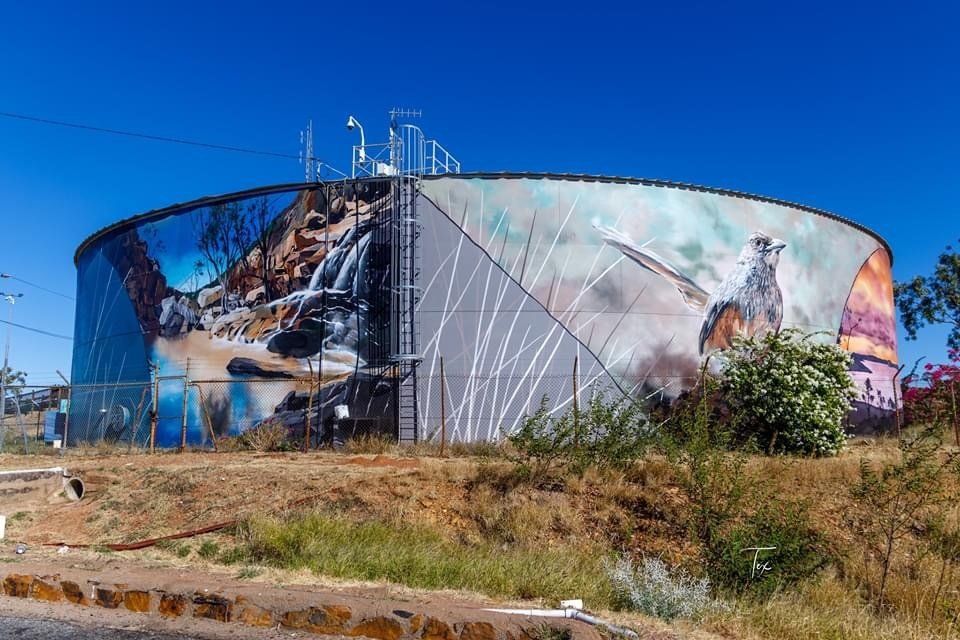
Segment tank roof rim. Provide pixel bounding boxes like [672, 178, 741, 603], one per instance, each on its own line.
[72, 173, 893, 266]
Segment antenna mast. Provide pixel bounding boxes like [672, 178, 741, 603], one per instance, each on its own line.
[300, 119, 316, 182]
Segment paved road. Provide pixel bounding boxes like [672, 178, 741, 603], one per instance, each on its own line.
[0, 615, 205, 639]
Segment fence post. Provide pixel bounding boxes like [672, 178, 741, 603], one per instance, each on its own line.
[61, 385, 71, 452]
[304, 377, 315, 453]
[951, 380, 959, 448]
[439, 356, 446, 457]
[33, 389, 40, 441]
[572, 355, 580, 448]
[304, 361, 314, 452]
[193, 383, 219, 452]
[10, 391, 26, 453]
[129, 385, 149, 453]
[149, 362, 159, 453]
[179, 361, 190, 452]
[892, 364, 905, 440]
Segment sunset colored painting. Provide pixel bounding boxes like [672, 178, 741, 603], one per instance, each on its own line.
[839, 249, 898, 364]
[839, 248, 900, 431]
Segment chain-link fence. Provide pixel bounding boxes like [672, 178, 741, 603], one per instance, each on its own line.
[0, 384, 70, 452]
[1, 359, 904, 452]
[414, 364, 905, 444]
[1, 374, 398, 452]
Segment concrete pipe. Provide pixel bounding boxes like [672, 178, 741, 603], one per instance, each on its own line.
[63, 476, 85, 501]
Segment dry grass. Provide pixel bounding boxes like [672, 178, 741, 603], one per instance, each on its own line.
[5, 437, 960, 639]
[709, 571, 959, 640]
[235, 510, 613, 606]
[343, 433, 396, 454]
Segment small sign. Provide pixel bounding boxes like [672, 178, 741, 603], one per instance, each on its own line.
[334, 404, 350, 420]
[43, 411, 66, 442]
[59, 399, 69, 413]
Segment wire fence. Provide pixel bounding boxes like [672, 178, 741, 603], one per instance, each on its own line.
[0, 360, 905, 451]
[0, 376, 396, 452]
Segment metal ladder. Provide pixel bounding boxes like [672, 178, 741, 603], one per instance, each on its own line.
[393, 173, 421, 443]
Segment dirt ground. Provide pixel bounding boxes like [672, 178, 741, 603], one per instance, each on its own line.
[0, 444, 913, 640]
[0, 451, 439, 546]
[0, 442, 887, 562]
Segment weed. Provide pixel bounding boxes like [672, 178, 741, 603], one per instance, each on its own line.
[236, 566, 263, 579]
[218, 546, 248, 565]
[155, 539, 192, 558]
[238, 511, 612, 606]
[708, 498, 828, 597]
[850, 426, 954, 608]
[607, 556, 726, 621]
[713, 571, 954, 640]
[343, 433, 395, 454]
[217, 419, 294, 452]
[508, 389, 652, 482]
[197, 539, 220, 559]
[529, 624, 572, 640]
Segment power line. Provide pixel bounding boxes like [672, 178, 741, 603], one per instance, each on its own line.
[0, 274, 74, 300]
[0, 318, 73, 341]
[0, 110, 313, 162]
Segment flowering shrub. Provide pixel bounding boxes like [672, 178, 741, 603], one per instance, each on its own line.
[902, 349, 960, 427]
[607, 556, 726, 621]
[721, 329, 856, 456]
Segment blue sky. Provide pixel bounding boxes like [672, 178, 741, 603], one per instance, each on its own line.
[0, 0, 957, 385]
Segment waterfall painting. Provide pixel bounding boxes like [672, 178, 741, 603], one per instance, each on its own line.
[71, 181, 396, 446]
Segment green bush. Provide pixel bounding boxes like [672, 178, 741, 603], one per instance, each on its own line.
[197, 539, 220, 559]
[707, 499, 827, 598]
[850, 426, 953, 608]
[721, 329, 856, 457]
[508, 389, 652, 479]
[663, 380, 825, 600]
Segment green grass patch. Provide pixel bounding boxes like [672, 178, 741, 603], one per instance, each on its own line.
[197, 539, 220, 559]
[237, 511, 612, 606]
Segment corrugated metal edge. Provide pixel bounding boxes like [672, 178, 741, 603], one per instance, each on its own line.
[72, 182, 316, 265]
[73, 173, 893, 266]
[426, 172, 894, 264]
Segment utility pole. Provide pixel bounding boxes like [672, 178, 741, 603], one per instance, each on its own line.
[0, 292, 24, 453]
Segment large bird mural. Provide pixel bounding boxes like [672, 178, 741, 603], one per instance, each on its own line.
[596, 226, 787, 354]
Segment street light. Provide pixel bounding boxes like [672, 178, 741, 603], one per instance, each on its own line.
[0, 292, 23, 452]
[346, 115, 366, 162]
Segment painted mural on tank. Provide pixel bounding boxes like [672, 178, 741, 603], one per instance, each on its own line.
[71, 181, 395, 447]
[839, 249, 900, 432]
[418, 176, 898, 436]
[72, 174, 898, 446]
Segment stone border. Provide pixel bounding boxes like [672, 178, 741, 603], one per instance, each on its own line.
[1, 570, 592, 640]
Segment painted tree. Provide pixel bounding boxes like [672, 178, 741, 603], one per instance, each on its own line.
[192, 201, 248, 312]
[895, 240, 960, 350]
[247, 196, 279, 301]
[229, 201, 252, 292]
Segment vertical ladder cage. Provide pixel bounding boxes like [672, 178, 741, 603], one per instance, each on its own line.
[391, 121, 425, 443]
[348, 110, 459, 444]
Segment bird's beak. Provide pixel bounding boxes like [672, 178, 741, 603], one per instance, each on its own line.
[768, 239, 787, 253]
